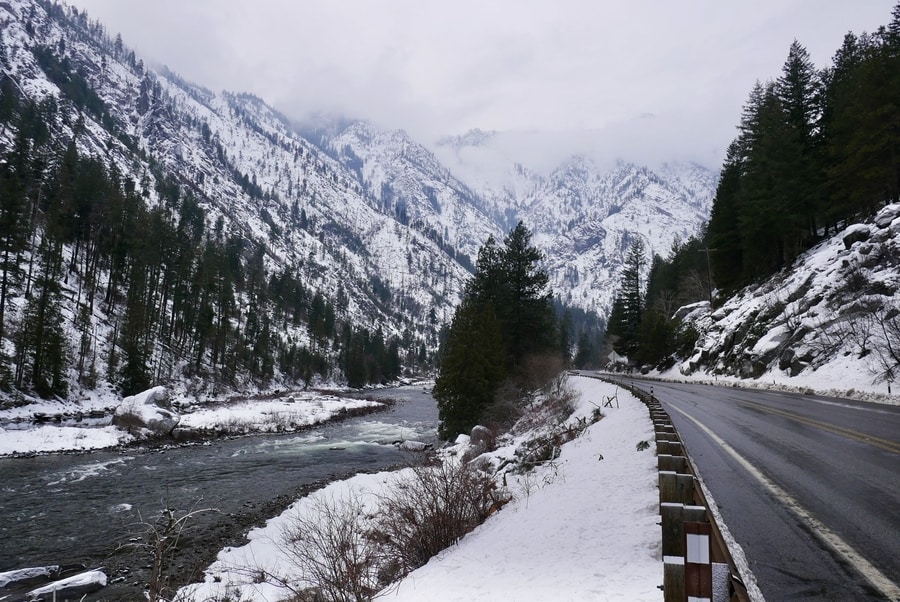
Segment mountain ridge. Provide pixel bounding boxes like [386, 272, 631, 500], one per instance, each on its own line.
[0, 0, 715, 401]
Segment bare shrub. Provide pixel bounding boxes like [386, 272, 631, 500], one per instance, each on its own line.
[281, 494, 382, 602]
[518, 353, 566, 393]
[870, 304, 900, 384]
[279, 462, 509, 600]
[480, 381, 524, 432]
[127, 501, 217, 602]
[372, 461, 509, 577]
[545, 381, 577, 423]
[515, 433, 562, 471]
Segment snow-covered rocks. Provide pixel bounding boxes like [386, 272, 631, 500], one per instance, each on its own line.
[842, 223, 871, 249]
[0, 565, 60, 590]
[667, 201, 900, 399]
[113, 386, 180, 437]
[392, 440, 433, 451]
[24, 569, 107, 600]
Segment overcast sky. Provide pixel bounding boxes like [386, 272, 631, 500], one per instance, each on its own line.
[69, 1, 895, 171]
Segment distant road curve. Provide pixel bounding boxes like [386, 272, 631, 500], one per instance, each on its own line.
[602, 375, 900, 602]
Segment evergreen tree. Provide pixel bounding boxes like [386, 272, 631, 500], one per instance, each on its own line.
[0, 130, 30, 345]
[558, 308, 573, 366]
[433, 298, 505, 439]
[499, 222, 557, 369]
[606, 239, 646, 358]
[706, 142, 744, 293]
[466, 222, 556, 373]
[573, 331, 594, 369]
[775, 40, 824, 250]
[435, 222, 557, 439]
[15, 237, 68, 397]
[119, 261, 151, 396]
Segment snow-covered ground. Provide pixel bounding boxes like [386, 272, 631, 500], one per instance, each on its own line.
[0, 388, 383, 457]
[177, 376, 663, 602]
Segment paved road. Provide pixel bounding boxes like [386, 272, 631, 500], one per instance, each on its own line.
[608, 377, 900, 602]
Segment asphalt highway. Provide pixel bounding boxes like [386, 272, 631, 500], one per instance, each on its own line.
[607, 377, 900, 602]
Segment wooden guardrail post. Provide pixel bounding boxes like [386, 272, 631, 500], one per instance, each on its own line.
[660, 503, 707, 556]
[657, 440, 684, 456]
[659, 471, 696, 506]
[685, 521, 713, 601]
[657, 454, 688, 473]
[663, 556, 685, 602]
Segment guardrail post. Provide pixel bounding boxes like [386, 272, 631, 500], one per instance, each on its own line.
[663, 556, 685, 602]
[605, 376, 751, 602]
[656, 432, 676, 442]
[657, 440, 684, 456]
[685, 521, 713, 601]
[661, 503, 707, 556]
[659, 471, 696, 506]
[657, 454, 688, 473]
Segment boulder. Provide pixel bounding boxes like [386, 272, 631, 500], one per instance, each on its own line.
[874, 203, 900, 228]
[113, 386, 180, 436]
[842, 224, 871, 250]
[470, 424, 498, 452]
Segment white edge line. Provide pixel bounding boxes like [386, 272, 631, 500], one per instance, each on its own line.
[670, 404, 900, 601]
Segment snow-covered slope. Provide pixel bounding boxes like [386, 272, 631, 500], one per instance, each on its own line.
[522, 157, 714, 315]
[1, 0, 716, 401]
[0, 0, 468, 366]
[325, 121, 499, 264]
[331, 125, 716, 318]
[671, 203, 900, 398]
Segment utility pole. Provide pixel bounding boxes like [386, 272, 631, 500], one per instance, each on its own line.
[698, 247, 717, 305]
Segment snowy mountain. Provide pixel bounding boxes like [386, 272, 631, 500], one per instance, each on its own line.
[326, 125, 716, 317]
[321, 121, 499, 264]
[0, 0, 715, 399]
[520, 157, 715, 315]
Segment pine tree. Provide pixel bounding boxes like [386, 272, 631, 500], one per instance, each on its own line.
[433, 298, 505, 439]
[466, 223, 556, 373]
[499, 222, 557, 369]
[706, 141, 745, 292]
[775, 40, 824, 251]
[558, 308, 573, 366]
[119, 261, 151, 396]
[15, 237, 68, 397]
[0, 129, 30, 346]
[606, 239, 646, 358]
[435, 222, 557, 439]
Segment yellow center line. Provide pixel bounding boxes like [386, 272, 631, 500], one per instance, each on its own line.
[669, 403, 900, 600]
[740, 400, 900, 454]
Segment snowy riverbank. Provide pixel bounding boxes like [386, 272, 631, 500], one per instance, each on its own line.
[178, 375, 664, 601]
[0, 388, 386, 457]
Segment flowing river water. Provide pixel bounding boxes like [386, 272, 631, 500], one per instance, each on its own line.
[0, 386, 438, 600]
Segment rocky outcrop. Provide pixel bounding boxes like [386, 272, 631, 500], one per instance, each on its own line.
[675, 203, 900, 386]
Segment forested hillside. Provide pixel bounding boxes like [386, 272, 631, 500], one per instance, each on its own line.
[0, 0, 457, 403]
[606, 3, 900, 389]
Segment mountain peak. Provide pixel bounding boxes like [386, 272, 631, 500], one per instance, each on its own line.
[437, 128, 498, 149]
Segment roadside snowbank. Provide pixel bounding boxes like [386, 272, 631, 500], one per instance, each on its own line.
[178, 376, 663, 601]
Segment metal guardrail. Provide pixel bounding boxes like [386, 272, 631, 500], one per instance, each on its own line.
[616, 379, 751, 602]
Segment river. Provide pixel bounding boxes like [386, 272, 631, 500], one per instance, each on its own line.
[0, 385, 438, 600]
